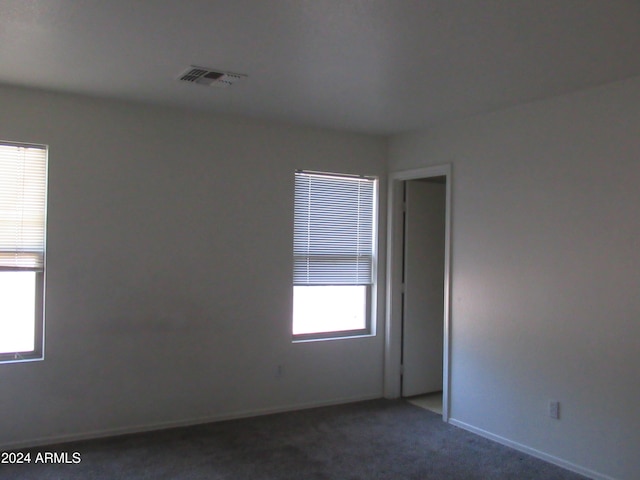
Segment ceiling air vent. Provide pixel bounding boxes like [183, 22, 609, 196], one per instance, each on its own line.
[178, 66, 246, 88]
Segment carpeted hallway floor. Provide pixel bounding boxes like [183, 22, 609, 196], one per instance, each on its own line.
[1, 399, 588, 480]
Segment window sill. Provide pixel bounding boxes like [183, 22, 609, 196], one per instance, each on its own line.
[292, 332, 376, 343]
[0, 354, 44, 365]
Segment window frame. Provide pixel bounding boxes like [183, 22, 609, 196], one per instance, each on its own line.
[292, 170, 378, 342]
[0, 141, 47, 364]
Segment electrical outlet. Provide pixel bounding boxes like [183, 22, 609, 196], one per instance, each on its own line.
[275, 364, 284, 378]
[549, 401, 560, 419]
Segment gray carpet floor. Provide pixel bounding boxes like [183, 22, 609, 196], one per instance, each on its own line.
[1, 399, 588, 479]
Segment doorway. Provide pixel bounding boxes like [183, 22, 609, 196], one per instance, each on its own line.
[401, 177, 446, 409]
[384, 165, 451, 421]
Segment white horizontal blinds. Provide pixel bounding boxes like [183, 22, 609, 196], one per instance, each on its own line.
[294, 171, 375, 285]
[0, 142, 47, 270]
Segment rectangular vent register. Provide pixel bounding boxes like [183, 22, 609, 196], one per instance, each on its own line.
[178, 66, 246, 88]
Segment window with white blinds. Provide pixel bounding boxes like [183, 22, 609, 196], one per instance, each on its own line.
[0, 142, 47, 271]
[294, 171, 376, 286]
[0, 141, 47, 363]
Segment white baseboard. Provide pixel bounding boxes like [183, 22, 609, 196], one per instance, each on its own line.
[448, 418, 617, 480]
[0, 393, 382, 452]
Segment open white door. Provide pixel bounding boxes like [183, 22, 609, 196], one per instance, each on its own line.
[401, 179, 446, 397]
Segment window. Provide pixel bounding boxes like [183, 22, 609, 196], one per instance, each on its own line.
[293, 170, 376, 340]
[0, 141, 47, 363]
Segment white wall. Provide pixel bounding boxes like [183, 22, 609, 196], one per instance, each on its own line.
[0, 85, 387, 448]
[389, 77, 640, 480]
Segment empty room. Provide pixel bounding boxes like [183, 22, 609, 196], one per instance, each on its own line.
[0, 1, 639, 479]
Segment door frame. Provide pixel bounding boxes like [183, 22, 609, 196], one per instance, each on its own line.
[384, 164, 452, 422]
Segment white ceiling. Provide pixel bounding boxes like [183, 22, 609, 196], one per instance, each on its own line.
[2, 0, 640, 134]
